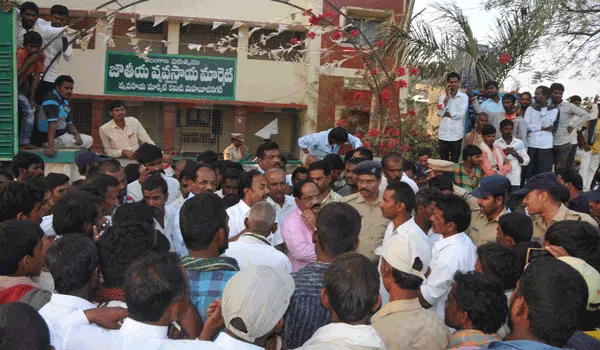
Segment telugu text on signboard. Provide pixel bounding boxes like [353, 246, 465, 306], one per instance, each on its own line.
[104, 52, 236, 100]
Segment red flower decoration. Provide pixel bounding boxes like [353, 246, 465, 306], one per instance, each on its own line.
[302, 8, 313, 16]
[380, 90, 392, 101]
[353, 92, 366, 101]
[387, 141, 396, 149]
[332, 30, 343, 40]
[290, 38, 298, 45]
[363, 141, 372, 148]
[394, 67, 406, 77]
[407, 109, 416, 116]
[498, 52, 511, 65]
[426, 133, 431, 139]
[356, 132, 362, 138]
[336, 119, 348, 127]
[437, 104, 443, 110]
[374, 40, 384, 48]
[401, 144, 410, 152]
[307, 32, 316, 39]
[379, 142, 387, 149]
[370, 69, 378, 75]
[322, 11, 336, 19]
[410, 129, 418, 135]
[409, 66, 419, 76]
[397, 79, 408, 89]
[308, 15, 320, 25]
[392, 129, 400, 137]
[350, 29, 360, 37]
[367, 128, 381, 137]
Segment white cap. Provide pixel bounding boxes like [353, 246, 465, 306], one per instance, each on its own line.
[222, 265, 295, 342]
[377, 233, 432, 280]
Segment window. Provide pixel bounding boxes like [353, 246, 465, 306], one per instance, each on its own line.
[109, 19, 167, 54]
[247, 29, 305, 62]
[176, 108, 225, 153]
[344, 17, 382, 46]
[179, 24, 238, 57]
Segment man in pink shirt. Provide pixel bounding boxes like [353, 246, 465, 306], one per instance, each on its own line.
[479, 124, 512, 177]
[282, 180, 322, 272]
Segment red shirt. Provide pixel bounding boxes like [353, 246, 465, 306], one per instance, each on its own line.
[16, 48, 45, 77]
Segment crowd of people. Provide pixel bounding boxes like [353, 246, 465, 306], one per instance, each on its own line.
[2, 1, 600, 349]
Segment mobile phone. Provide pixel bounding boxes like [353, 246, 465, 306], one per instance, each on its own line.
[526, 248, 553, 264]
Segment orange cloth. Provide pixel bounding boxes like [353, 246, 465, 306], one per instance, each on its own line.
[16, 48, 46, 77]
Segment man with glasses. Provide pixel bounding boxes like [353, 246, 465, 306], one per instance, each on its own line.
[342, 161, 390, 263]
[266, 168, 297, 249]
[283, 180, 322, 272]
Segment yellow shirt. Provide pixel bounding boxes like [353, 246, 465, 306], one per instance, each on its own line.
[531, 204, 599, 241]
[467, 208, 508, 246]
[590, 121, 600, 153]
[223, 144, 243, 162]
[99, 117, 155, 158]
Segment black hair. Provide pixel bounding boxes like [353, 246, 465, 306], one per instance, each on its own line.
[112, 202, 155, 228]
[46, 234, 99, 294]
[20, 1, 39, 15]
[328, 127, 349, 143]
[0, 220, 43, 275]
[463, 145, 482, 161]
[23, 31, 42, 46]
[142, 172, 168, 195]
[354, 147, 373, 161]
[451, 271, 507, 334]
[86, 165, 100, 179]
[391, 258, 425, 290]
[293, 179, 318, 199]
[180, 192, 227, 251]
[381, 152, 403, 169]
[0, 302, 50, 350]
[498, 212, 533, 243]
[569, 95, 582, 104]
[517, 258, 587, 347]
[178, 160, 199, 182]
[477, 243, 521, 290]
[238, 170, 261, 198]
[415, 186, 442, 208]
[446, 72, 460, 82]
[292, 167, 309, 183]
[196, 150, 219, 164]
[108, 100, 126, 111]
[308, 160, 332, 176]
[348, 157, 366, 166]
[96, 222, 156, 287]
[520, 91, 532, 99]
[344, 150, 356, 162]
[403, 159, 416, 173]
[88, 173, 119, 194]
[52, 189, 102, 237]
[323, 154, 345, 171]
[545, 221, 600, 272]
[10, 152, 44, 178]
[221, 160, 243, 173]
[124, 252, 186, 323]
[222, 168, 241, 182]
[484, 81, 499, 89]
[435, 194, 471, 232]
[481, 124, 496, 136]
[536, 85, 550, 97]
[99, 158, 122, 174]
[124, 163, 141, 183]
[55, 75, 74, 87]
[256, 141, 280, 159]
[511, 241, 542, 271]
[324, 252, 380, 323]
[316, 203, 360, 257]
[558, 184, 570, 203]
[557, 169, 584, 191]
[45, 173, 69, 191]
[502, 94, 517, 103]
[386, 181, 416, 213]
[0, 182, 46, 223]
[418, 147, 432, 157]
[499, 119, 514, 130]
[50, 4, 69, 16]
[0, 171, 14, 184]
[549, 83, 565, 93]
[136, 144, 163, 165]
[429, 173, 454, 192]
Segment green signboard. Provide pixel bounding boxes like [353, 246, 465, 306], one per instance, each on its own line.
[104, 52, 236, 100]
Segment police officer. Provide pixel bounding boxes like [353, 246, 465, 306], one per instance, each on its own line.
[223, 133, 245, 162]
[515, 172, 598, 242]
[341, 161, 390, 263]
[468, 175, 511, 246]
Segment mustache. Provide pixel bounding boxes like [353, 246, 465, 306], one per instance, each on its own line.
[311, 204, 321, 210]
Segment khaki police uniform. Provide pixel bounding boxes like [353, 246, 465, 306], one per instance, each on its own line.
[531, 204, 599, 242]
[467, 208, 508, 246]
[223, 144, 243, 162]
[342, 191, 390, 263]
[322, 189, 343, 207]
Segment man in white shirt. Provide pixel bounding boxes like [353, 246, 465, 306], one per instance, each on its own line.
[60, 252, 217, 349]
[379, 152, 419, 194]
[225, 202, 292, 272]
[376, 181, 428, 305]
[265, 168, 297, 247]
[437, 72, 468, 163]
[418, 194, 477, 323]
[298, 127, 362, 159]
[494, 119, 530, 209]
[99, 101, 155, 159]
[142, 173, 177, 252]
[127, 144, 181, 206]
[227, 170, 269, 240]
[524, 86, 559, 179]
[40, 235, 126, 348]
[308, 161, 342, 206]
[213, 264, 295, 349]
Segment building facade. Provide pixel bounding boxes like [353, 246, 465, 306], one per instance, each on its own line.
[34, 0, 405, 157]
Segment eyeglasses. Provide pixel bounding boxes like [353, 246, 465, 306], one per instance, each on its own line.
[301, 194, 320, 202]
[197, 180, 219, 188]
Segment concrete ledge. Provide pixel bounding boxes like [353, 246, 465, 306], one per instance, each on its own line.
[23, 149, 86, 182]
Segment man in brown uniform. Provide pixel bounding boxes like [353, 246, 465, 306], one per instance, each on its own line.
[341, 161, 390, 262]
[467, 175, 511, 246]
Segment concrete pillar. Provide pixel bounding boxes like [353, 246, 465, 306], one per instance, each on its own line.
[91, 99, 105, 153]
[163, 103, 177, 149]
[166, 20, 180, 55]
[303, 0, 323, 137]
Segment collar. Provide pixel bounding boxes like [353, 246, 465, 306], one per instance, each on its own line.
[549, 204, 569, 224]
[120, 318, 168, 339]
[235, 199, 252, 213]
[371, 298, 422, 322]
[52, 89, 68, 105]
[50, 294, 96, 310]
[267, 195, 295, 210]
[476, 207, 508, 223]
[449, 329, 500, 347]
[215, 333, 263, 350]
[355, 190, 383, 205]
[239, 233, 272, 246]
[110, 118, 130, 129]
[432, 232, 467, 253]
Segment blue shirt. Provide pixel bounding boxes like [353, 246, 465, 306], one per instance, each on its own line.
[282, 262, 331, 349]
[484, 340, 566, 350]
[480, 98, 505, 113]
[39, 89, 72, 138]
[298, 129, 362, 159]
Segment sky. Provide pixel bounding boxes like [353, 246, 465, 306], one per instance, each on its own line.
[413, 0, 599, 98]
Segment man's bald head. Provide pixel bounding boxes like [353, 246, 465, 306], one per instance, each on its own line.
[303, 154, 318, 168]
[246, 201, 276, 236]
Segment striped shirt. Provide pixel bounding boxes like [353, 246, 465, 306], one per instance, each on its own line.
[282, 262, 331, 349]
[449, 329, 500, 348]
